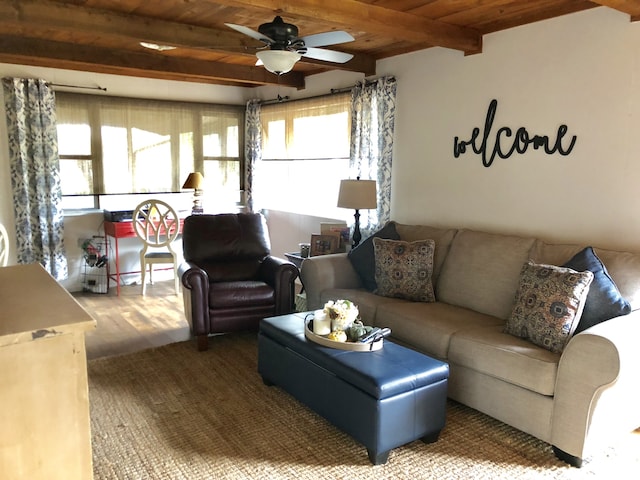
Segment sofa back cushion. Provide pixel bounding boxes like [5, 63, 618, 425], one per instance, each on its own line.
[531, 240, 640, 311]
[592, 248, 640, 311]
[437, 229, 535, 320]
[394, 223, 457, 286]
[528, 240, 581, 266]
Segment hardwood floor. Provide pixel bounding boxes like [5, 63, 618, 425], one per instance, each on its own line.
[74, 280, 191, 360]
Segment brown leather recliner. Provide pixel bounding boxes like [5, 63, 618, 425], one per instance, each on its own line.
[179, 213, 298, 351]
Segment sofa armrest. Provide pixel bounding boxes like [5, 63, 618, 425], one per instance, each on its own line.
[300, 253, 363, 310]
[179, 261, 210, 337]
[258, 256, 299, 314]
[551, 311, 640, 460]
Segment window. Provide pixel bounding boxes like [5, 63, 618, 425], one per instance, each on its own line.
[256, 93, 351, 218]
[56, 93, 244, 211]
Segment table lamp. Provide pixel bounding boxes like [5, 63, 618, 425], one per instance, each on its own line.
[182, 172, 204, 214]
[337, 177, 377, 248]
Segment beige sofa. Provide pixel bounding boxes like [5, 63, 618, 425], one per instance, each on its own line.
[300, 222, 640, 466]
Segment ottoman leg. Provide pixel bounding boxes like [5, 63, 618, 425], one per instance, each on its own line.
[367, 449, 390, 465]
[262, 376, 275, 386]
[421, 430, 441, 444]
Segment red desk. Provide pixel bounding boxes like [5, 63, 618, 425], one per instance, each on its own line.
[104, 219, 184, 296]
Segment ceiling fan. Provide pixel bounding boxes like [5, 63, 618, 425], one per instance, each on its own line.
[225, 16, 354, 74]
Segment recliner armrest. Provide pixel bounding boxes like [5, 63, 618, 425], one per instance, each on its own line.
[259, 256, 299, 313]
[179, 261, 211, 337]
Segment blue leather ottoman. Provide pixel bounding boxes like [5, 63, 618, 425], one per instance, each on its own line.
[258, 312, 449, 465]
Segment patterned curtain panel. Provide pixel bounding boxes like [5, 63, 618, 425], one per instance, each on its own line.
[244, 99, 262, 213]
[2, 78, 67, 280]
[350, 76, 397, 236]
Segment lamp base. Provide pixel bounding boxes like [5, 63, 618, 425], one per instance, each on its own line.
[352, 209, 362, 248]
[191, 191, 203, 215]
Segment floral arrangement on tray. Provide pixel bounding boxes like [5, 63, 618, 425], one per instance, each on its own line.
[311, 299, 382, 344]
[325, 299, 359, 331]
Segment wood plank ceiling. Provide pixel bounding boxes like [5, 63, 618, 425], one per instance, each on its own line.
[0, 0, 638, 90]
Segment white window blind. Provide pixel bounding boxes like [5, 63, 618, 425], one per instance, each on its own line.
[56, 93, 244, 210]
[257, 93, 352, 218]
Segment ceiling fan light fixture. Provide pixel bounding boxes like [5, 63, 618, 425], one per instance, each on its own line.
[256, 50, 301, 74]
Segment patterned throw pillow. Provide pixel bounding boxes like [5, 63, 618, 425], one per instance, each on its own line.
[504, 261, 594, 354]
[373, 238, 436, 303]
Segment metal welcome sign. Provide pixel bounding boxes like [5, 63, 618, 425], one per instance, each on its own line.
[453, 99, 577, 167]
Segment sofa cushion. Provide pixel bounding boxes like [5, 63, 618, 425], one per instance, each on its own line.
[319, 288, 407, 326]
[394, 223, 457, 285]
[376, 301, 505, 360]
[373, 238, 436, 302]
[562, 247, 631, 333]
[504, 261, 593, 354]
[437, 229, 536, 319]
[208, 280, 274, 308]
[347, 221, 400, 292]
[448, 325, 560, 396]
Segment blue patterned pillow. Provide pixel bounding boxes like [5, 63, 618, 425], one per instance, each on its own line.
[562, 247, 631, 333]
[504, 261, 593, 353]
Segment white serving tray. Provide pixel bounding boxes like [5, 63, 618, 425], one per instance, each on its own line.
[304, 321, 383, 352]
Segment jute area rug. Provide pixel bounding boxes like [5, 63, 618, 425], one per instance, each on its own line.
[88, 332, 640, 479]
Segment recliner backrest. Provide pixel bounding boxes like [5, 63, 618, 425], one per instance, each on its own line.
[183, 213, 272, 281]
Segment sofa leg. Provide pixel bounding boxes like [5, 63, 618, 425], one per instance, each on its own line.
[196, 335, 209, 352]
[552, 446, 583, 468]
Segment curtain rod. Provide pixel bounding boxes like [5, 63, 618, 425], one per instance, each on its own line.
[260, 85, 352, 106]
[259, 76, 394, 106]
[47, 83, 107, 92]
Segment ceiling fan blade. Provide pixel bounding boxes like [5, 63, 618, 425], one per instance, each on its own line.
[301, 47, 354, 64]
[225, 23, 274, 44]
[300, 31, 354, 48]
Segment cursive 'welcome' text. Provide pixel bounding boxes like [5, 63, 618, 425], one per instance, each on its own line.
[453, 99, 577, 167]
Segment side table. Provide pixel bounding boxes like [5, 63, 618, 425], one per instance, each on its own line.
[284, 252, 305, 269]
[285, 252, 307, 310]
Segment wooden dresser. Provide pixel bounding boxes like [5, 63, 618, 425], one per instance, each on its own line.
[0, 263, 96, 480]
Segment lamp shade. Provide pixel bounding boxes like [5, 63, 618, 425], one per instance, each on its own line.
[182, 172, 204, 190]
[337, 179, 377, 210]
[256, 50, 301, 74]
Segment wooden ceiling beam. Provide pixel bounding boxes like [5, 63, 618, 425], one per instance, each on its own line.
[211, 0, 483, 54]
[0, 0, 373, 75]
[0, 35, 305, 88]
[0, 0, 255, 49]
[591, 1, 640, 21]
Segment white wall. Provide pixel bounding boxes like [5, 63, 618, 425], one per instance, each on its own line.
[376, 7, 640, 251]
